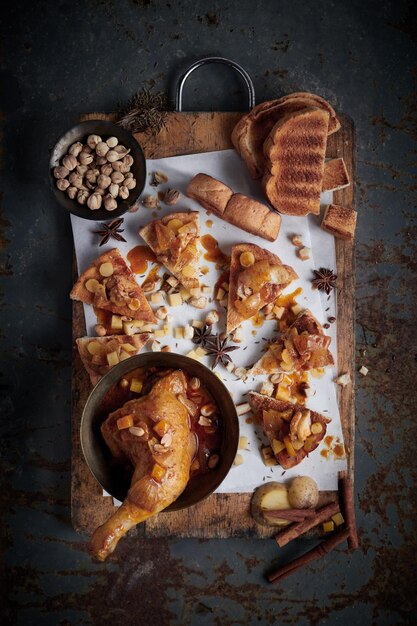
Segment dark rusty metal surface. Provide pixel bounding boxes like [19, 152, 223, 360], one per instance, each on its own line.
[1, 0, 416, 624]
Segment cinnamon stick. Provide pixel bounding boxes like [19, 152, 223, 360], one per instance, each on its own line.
[275, 501, 340, 548]
[268, 528, 350, 584]
[263, 508, 317, 521]
[339, 476, 359, 550]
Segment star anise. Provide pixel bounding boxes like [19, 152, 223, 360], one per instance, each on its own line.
[205, 335, 239, 370]
[192, 324, 215, 346]
[312, 268, 337, 295]
[94, 218, 127, 247]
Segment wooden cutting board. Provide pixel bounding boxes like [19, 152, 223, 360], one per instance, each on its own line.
[71, 111, 355, 538]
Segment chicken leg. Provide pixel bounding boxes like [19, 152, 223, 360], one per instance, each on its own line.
[90, 370, 194, 561]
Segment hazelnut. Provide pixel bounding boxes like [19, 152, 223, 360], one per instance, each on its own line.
[53, 166, 69, 179]
[100, 164, 113, 176]
[86, 168, 100, 184]
[87, 134, 102, 149]
[118, 185, 129, 200]
[104, 194, 118, 211]
[96, 141, 110, 157]
[111, 171, 124, 184]
[67, 186, 78, 199]
[124, 177, 136, 190]
[111, 161, 123, 172]
[62, 154, 78, 171]
[95, 324, 106, 336]
[87, 193, 102, 210]
[68, 142, 83, 157]
[109, 183, 119, 198]
[106, 149, 122, 163]
[77, 190, 89, 205]
[96, 157, 108, 166]
[68, 172, 85, 189]
[97, 174, 111, 189]
[95, 187, 105, 196]
[56, 178, 70, 191]
[106, 136, 118, 148]
[79, 152, 94, 166]
[76, 164, 88, 176]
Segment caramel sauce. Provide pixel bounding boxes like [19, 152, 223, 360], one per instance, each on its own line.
[201, 265, 210, 275]
[205, 219, 213, 228]
[251, 330, 257, 336]
[127, 245, 156, 274]
[285, 371, 309, 404]
[333, 443, 346, 458]
[321, 449, 330, 459]
[245, 417, 253, 425]
[214, 269, 230, 294]
[142, 264, 160, 287]
[275, 287, 303, 331]
[324, 435, 334, 447]
[252, 311, 264, 327]
[201, 234, 230, 268]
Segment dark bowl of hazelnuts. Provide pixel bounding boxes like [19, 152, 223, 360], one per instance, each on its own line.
[49, 119, 146, 220]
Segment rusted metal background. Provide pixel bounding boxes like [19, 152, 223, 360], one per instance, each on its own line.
[1, 0, 416, 624]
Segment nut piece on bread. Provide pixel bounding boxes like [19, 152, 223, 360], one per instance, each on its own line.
[186, 173, 281, 242]
[263, 108, 330, 216]
[186, 173, 233, 214]
[321, 203, 357, 240]
[322, 158, 350, 192]
[232, 92, 340, 180]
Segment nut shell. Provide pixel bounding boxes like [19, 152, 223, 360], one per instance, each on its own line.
[68, 142, 83, 157]
[53, 166, 69, 179]
[62, 154, 78, 171]
[87, 134, 102, 149]
[104, 194, 118, 211]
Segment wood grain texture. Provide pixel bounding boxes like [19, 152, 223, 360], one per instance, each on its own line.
[71, 111, 355, 537]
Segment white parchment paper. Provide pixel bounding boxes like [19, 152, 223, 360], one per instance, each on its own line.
[71, 150, 347, 493]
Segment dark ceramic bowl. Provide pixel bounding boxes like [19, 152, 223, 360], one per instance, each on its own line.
[49, 119, 146, 220]
[80, 352, 239, 511]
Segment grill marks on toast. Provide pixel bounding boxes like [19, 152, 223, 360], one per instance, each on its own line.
[263, 108, 330, 216]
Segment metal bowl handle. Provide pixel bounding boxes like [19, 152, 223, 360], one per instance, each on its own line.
[175, 56, 255, 112]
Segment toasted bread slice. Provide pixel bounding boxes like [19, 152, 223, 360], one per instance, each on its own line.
[263, 108, 330, 216]
[226, 243, 298, 334]
[139, 211, 200, 292]
[322, 158, 350, 192]
[232, 93, 340, 179]
[321, 203, 357, 240]
[251, 309, 334, 375]
[70, 249, 156, 323]
[76, 333, 150, 385]
[249, 391, 331, 469]
[186, 173, 233, 214]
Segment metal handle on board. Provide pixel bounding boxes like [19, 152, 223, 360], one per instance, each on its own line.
[175, 56, 255, 112]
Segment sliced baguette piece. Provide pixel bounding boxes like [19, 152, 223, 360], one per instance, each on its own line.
[322, 158, 350, 192]
[226, 243, 298, 334]
[70, 248, 156, 323]
[232, 93, 340, 179]
[248, 391, 331, 469]
[139, 211, 200, 291]
[321, 203, 357, 240]
[76, 333, 150, 385]
[186, 174, 281, 242]
[186, 173, 233, 214]
[250, 309, 334, 375]
[263, 108, 330, 216]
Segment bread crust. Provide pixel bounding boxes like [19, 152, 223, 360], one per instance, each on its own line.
[186, 173, 233, 214]
[186, 174, 281, 242]
[226, 243, 298, 334]
[262, 108, 330, 216]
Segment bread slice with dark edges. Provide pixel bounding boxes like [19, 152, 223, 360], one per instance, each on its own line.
[226, 243, 298, 334]
[76, 333, 150, 386]
[249, 391, 331, 469]
[70, 248, 156, 323]
[262, 107, 330, 216]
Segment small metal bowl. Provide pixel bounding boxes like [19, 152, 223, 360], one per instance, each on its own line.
[49, 120, 146, 221]
[80, 352, 239, 511]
